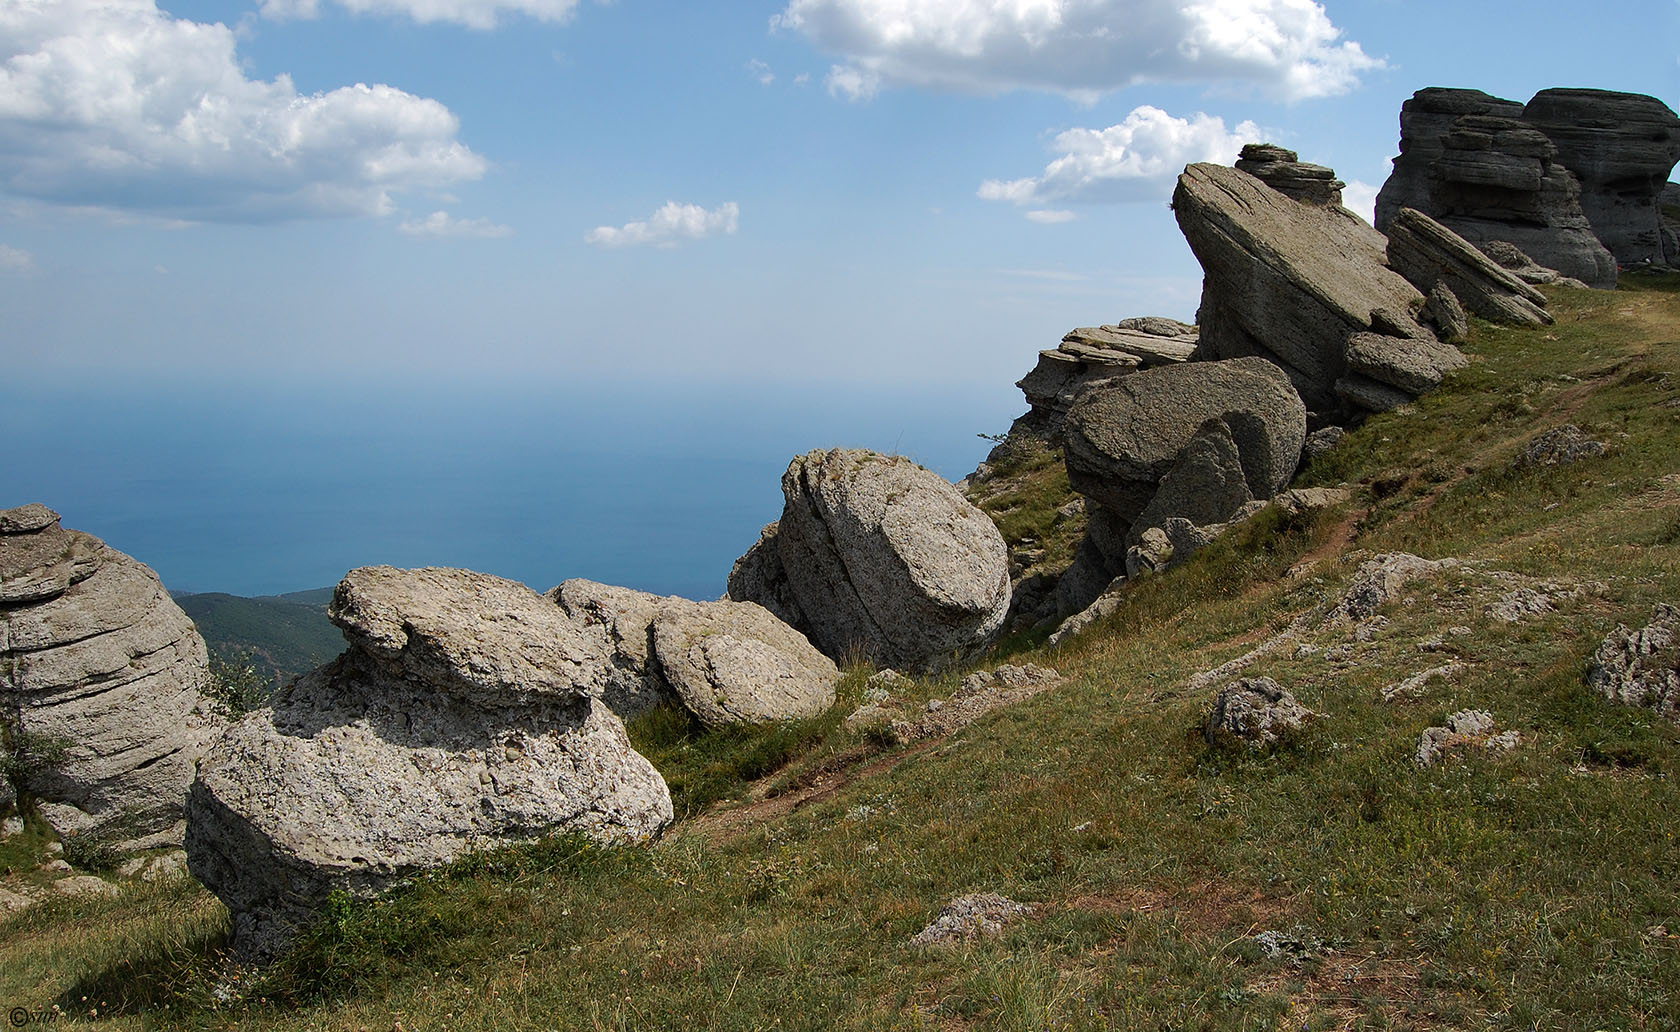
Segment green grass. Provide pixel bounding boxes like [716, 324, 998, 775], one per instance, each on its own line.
[3, 277, 1680, 1029]
[175, 592, 344, 688]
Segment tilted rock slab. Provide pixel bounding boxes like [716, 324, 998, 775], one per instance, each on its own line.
[729, 450, 1011, 671]
[1174, 161, 1442, 416]
[1062, 357, 1306, 529]
[552, 578, 837, 728]
[1384, 207, 1552, 326]
[1, 504, 224, 851]
[1015, 317, 1196, 439]
[1588, 604, 1680, 722]
[187, 566, 672, 962]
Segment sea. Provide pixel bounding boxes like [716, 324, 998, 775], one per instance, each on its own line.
[2, 374, 1020, 600]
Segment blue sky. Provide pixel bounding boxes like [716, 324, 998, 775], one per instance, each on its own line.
[1, 1, 1677, 595]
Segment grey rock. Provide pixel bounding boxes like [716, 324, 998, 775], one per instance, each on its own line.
[888, 664, 1062, 744]
[1301, 426, 1346, 461]
[724, 522, 804, 631]
[910, 892, 1032, 946]
[52, 874, 118, 899]
[1330, 553, 1457, 623]
[1522, 89, 1680, 268]
[2, 505, 224, 853]
[1588, 604, 1680, 722]
[650, 599, 837, 728]
[732, 450, 1010, 671]
[1235, 143, 1346, 205]
[1063, 357, 1306, 527]
[549, 578, 677, 718]
[1421, 281, 1471, 343]
[1480, 240, 1571, 284]
[1374, 88, 1619, 289]
[1416, 709, 1515, 766]
[1, 753, 14, 817]
[1124, 527, 1174, 580]
[1343, 330, 1469, 396]
[1048, 577, 1126, 647]
[1174, 161, 1432, 415]
[1662, 182, 1680, 265]
[1384, 207, 1552, 326]
[1333, 374, 1415, 414]
[191, 667, 670, 962]
[1016, 318, 1196, 438]
[1128, 420, 1255, 541]
[1517, 424, 1605, 467]
[1206, 677, 1314, 748]
[1053, 536, 1118, 620]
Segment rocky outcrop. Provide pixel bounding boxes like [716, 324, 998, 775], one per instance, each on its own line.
[1521, 89, 1680, 268]
[1372, 86, 1667, 289]
[1384, 207, 1552, 326]
[1234, 143, 1345, 206]
[1587, 605, 1679, 722]
[1063, 357, 1307, 533]
[1205, 677, 1314, 749]
[186, 566, 673, 962]
[1662, 183, 1680, 264]
[1517, 424, 1605, 468]
[549, 578, 677, 718]
[1014, 318, 1195, 439]
[728, 450, 1011, 671]
[1, 504, 224, 852]
[910, 893, 1032, 945]
[1174, 161, 1448, 416]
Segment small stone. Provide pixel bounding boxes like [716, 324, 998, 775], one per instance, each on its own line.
[910, 892, 1032, 946]
[1517, 425, 1605, 468]
[1206, 677, 1314, 748]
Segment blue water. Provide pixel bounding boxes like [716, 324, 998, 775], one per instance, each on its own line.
[2, 374, 1020, 599]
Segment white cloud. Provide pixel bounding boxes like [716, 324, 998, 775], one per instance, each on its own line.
[1024, 208, 1076, 224]
[0, 0, 487, 222]
[979, 106, 1263, 209]
[585, 201, 740, 249]
[748, 59, 776, 85]
[0, 243, 33, 272]
[1340, 178, 1377, 225]
[774, 0, 1381, 102]
[260, 0, 582, 30]
[399, 210, 513, 237]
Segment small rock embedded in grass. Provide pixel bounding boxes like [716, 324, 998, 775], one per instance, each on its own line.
[889, 664, 1062, 744]
[1516, 424, 1606, 468]
[1416, 709, 1520, 766]
[1383, 663, 1464, 702]
[1588, 604, 1680, 721]
[910, 892, 1032, 946]
[1205, 677, 1315, 749]
[1252, 926, 1331, 964]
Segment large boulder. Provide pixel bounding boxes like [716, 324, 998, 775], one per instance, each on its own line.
[187, 566, 673, 962]
[1, 504, 224, 852]
[728, 450, 1011, 670]
[1384, 207, 1553, 326]
[1062, 357, 1307, 530]
[1174, 161, 1441, 416]
[1374, 87, 1620, 288]
[552, 578, 837, 728]
[1521, 89, 1680, 268]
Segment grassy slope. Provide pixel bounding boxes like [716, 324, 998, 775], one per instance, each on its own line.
[3, 277, 1679, 1031]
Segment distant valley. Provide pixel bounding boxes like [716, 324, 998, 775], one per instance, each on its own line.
[172, 587, 341, 687]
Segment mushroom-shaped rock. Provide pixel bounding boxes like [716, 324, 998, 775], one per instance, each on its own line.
[1062, 357, 1307, 528]
[651, 599, 837, 728]
[729, 450, 1011, 671]
[187, 566, 672, 962]
[1, 504, 225, 852]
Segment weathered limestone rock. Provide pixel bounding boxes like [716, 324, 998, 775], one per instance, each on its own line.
[549, 578, 677, 718]
[1063, 356, 1307, 528]
[888, 663, 1061, 744]
[729, 450, 1011, 671]
[1174, 161, 1438, 415]
[1416, 709, 1520, 766]
[1374, 88, 1619, 289]
[1206, 677, 1314, 748]
[650, 599, 836, 728]
[1522, 89, 1680, 268]
[1015, 317, 1196, 439]
[1329, 553, 1458, 623]
[910, 892, 1032, 945]
[1235, 143, 1345, 205]
[1343, 330, 1469, 396]
[1421, 281, 1471, 343]
[1662, 183, 1680, 265]
[1517, 424, 1606, 468]
[1384, 207, 1552, 326]
[1, 505, 224, 852]
[1587, 605, 1680, 722]
[187, 566, 673, 962]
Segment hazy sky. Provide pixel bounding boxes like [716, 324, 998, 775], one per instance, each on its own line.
[5, 0, 1676, 395]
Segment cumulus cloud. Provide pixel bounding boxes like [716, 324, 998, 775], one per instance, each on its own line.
[774, 0, 1381, 102]
[1340, 179, 1378, 225]
[1024, 208, 1077, 224]
[748, 59, 776, 85]
[0, 0, 487, 222]
[0, 243, 33, 272]
[979, 106, 1263, 209]
[260, 0, 582, 30]
[585, 201, 740, 249]
[399, 210, 513, 237]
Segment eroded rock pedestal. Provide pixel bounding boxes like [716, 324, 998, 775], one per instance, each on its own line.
[1, 504, 224, 852]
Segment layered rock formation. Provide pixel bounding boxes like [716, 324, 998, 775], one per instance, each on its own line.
[729, 450, 1011, 670]
[1375, 86, 1680, 285]
[1174, 161, 1454, 417]
[1663, 183, 1680, 262]
[1522, 89, 1680, 267]
[1, 504, 224, 851]
[1014, 318, 1195, 439]
[553, 579, 836, 729]
[1384, 207, 1553, 326]
[187, 566, 673, 961]
[1233, 143, 1345, 206]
